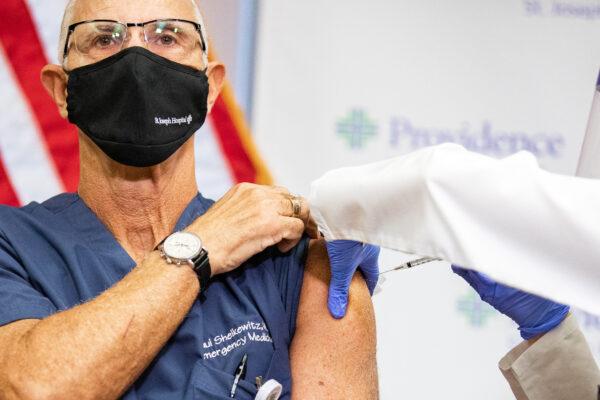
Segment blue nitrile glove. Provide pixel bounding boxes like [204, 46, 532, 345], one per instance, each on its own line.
[326, 240, 381, 319]
[452, 266, 570, 340]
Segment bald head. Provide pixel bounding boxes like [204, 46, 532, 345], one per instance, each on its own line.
[58, 0, 207, 64]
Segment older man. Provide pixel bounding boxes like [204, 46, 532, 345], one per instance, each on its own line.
[0, 1, 377, 399]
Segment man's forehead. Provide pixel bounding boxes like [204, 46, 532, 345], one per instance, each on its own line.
[69, 0, 201, 23]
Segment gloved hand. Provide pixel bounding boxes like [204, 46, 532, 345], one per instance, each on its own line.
[452, 266, 570, 340]
[326, 240, 380, 319]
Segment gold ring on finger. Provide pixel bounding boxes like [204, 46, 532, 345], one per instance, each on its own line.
[290, 196, 302, 219]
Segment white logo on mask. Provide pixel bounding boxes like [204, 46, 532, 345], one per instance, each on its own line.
[154, 114, 193, 127]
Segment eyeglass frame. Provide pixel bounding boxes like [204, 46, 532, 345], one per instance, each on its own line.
[62, 18, 208, 61]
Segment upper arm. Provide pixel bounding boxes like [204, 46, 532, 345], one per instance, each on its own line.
[290, 240, 378, 400]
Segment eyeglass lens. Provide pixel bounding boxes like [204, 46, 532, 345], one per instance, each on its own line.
[70, 20, 200, 63]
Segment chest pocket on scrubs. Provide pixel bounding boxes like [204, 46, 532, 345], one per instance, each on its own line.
[192, 315, 281, 399]
[192, 359, 258, 400]
[192, 326, 292, 399]
[192, 345, 294, 400]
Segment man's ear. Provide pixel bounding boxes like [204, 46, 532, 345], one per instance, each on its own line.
[41, 64, 69, 119]
[205, 61, 226, 113]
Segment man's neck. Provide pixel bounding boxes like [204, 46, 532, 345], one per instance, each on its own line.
[78, 137, 199, 264]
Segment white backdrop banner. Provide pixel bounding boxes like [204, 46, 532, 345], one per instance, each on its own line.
[253, 1, 600, 398]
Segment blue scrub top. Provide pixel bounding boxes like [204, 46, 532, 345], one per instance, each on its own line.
[0, 193, 308, 399]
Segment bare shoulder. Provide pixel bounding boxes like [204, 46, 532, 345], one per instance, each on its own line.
[290, 239, 378, 400]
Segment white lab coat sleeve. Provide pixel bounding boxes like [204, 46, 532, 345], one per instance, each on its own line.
[309, 143, 600, 315]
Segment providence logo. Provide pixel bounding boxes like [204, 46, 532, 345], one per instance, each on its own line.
[154, 114, 193, 127]
[336, 109, 379, 149]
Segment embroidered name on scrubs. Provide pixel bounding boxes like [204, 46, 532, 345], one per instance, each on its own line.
[202, 320, 272, 359]
[0, 193, 308, 400]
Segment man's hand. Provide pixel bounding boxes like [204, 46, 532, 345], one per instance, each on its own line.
[452, 266, 570, 340]
[326, 241, 380, 319]
[188, 183, 318, 276]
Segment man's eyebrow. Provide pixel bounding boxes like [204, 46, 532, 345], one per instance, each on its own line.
[154, 21, 179, 30]
[94, 24, 119, 32]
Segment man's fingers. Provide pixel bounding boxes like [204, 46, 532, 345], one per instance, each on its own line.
[278, 196, 295, 217]
[276, 217, 305, 253]
[294, 196, 311, 222]
[288, 197, 319, 240]
[278, 194, 310, 220]
[277, 239, 300, 253]
[270, 185, 291, 196]
[281, 216, 306, 237]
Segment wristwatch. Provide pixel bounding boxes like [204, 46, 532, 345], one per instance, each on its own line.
[157, 231, 211, 294]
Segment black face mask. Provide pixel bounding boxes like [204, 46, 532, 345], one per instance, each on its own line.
[66, 47, 209, 167]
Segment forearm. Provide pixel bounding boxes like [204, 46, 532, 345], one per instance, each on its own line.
[0, 251, 199, 400]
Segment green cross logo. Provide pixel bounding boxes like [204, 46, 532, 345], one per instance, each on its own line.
[456, 292, 497, 328]
[336, 109, 378, 149]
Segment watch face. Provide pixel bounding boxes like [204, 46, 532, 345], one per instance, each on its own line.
[163, 232, 202, 260]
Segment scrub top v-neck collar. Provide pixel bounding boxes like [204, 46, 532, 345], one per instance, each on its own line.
[61, 192, 211, 280]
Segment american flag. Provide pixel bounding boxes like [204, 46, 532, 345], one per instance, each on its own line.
[0, 0, 271, 207]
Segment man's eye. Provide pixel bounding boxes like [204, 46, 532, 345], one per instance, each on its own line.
[157, 34, 176, 46]
[94, 35, 115, 48]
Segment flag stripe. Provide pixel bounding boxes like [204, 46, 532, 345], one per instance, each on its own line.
[0, 0, 79, 192]
[207, 47, 271, 185]
[0, 154, 20, 207]
[219, 83, 272, 185]
[210, 93, 258, 183]
[0, 48, 64, 204]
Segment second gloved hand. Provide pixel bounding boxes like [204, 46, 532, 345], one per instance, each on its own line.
[452, 266, 570, 340]
[326, 241, 380, 319]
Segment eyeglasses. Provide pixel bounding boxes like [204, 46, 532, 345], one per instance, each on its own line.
[62, 19, 207, 65]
